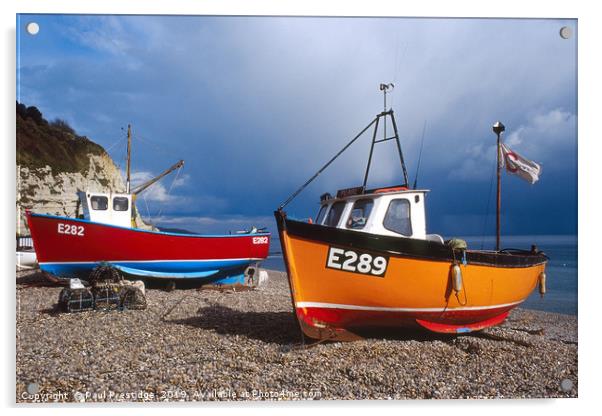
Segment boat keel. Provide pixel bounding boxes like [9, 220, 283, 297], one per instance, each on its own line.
[415, 311, 510, 334]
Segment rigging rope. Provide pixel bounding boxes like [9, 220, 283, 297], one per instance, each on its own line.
[155, 164, 183, 220]
[278, 116, 378, 209]
[87, 136, 127, 192]
[133, 132, 184, 162]
[142, 192, 153, 226]
[412, 120, 427, 189]
[104, 134, 126, 153]
[390, 41, 407, 110]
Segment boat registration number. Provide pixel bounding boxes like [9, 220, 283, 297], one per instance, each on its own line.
[57, 223, 85, 236]
[326, 247, 388, 276]
[252, 236, 269, 245]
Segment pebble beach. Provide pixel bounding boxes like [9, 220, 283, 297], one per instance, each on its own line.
[16, 268, 578, 402]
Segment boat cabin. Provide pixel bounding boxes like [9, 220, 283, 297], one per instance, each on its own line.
[314, 186, 444, 243]
[77, 191, 133, 228]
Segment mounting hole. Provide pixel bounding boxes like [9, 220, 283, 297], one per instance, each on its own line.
[26, 22, 40, 35]
[559, 26, 572, 39]
[560, 378, 574, 392]
[26, 382, 39, 394]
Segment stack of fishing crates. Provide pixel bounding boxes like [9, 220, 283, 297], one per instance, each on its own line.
[89, 265, 122, 310]
[57, 264, 146, 312]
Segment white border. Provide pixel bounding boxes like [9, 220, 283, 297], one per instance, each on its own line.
[9, 0, 587, 18]
[3, 1, 599, 414]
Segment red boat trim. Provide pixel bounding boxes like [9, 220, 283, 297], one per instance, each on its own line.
[295, 300, 523, 313]
[40, 258, 265, 265]
[415, 312, 510, 333]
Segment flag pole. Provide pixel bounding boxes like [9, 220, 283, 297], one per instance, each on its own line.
[492, 121, 505, 251]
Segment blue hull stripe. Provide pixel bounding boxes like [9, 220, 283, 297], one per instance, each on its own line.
[40, 258, 257, 282]
[113, 265, 220, 279]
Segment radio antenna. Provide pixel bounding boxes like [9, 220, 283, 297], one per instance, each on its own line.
[379, 83, 394, 140]
[413, 120, 427, 189]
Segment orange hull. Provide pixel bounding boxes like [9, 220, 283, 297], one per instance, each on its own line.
[275, 213, 547, 340]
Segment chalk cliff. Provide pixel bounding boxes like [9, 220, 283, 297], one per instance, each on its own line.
[16, 102, 151, 234]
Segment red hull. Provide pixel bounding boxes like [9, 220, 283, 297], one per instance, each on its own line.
[296, 304, 515, 336]
[27, 213, 269, 263]
[26, 212, 270, 281]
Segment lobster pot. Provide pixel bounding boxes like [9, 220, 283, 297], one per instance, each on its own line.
[120, 285, 147, 310]
[93, 284, 121, 311]
[58, 288, 94, 313]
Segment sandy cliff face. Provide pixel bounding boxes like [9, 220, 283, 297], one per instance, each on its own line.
[17, 153, 151, 234]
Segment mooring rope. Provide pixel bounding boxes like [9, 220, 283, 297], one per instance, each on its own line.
[155, 164, 183, 220]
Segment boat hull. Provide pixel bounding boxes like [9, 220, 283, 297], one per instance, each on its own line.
[26, 212, 270, 284]
[275, 211, 547, 339]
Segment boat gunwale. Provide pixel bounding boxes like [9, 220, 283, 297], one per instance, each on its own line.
[275, 212, 548, 269]
[27, 212, 271, 239]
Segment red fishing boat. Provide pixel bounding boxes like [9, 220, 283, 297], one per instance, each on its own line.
[27, 125, 270, 285]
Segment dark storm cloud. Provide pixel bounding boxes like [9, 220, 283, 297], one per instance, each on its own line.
[17, 15, 577, 236]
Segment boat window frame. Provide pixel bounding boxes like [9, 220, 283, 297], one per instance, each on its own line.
[345, 198, 374, 230]
[324, 201, 347, 227]
[382, 198, 413, 236]
[113, 196, 129, 212]
[315, 204, 328, 225]
[90, 195, 109, 211]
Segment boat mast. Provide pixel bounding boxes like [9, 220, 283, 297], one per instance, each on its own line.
[492, 121, 505, 251]
[277, 84, 409, 210]
[362, 83, 409, 190]
[126, 124, 132, 194]
[382, 83, 390, 140]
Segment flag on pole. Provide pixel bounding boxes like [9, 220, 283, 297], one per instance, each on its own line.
[500, 143, 542, 184]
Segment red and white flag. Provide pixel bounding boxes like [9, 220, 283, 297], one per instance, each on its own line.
[500, 143, 542, 184]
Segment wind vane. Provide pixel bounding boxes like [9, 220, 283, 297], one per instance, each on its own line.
[379, 83, 394, 112]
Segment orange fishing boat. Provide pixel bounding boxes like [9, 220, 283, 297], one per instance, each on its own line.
[275, 84, 547, 340]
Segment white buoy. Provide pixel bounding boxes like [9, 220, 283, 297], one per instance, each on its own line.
[539, 272, 547, 298]
[258, 270, 269, 287]
[452, 264, 463, 294]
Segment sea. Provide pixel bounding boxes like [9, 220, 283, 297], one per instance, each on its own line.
[262, 234, 577, 316]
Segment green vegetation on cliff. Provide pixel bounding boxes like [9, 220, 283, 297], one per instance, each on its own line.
[16, 102, 107, 174]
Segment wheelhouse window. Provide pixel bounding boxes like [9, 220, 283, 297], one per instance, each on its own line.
[90, 196, 108, 211]
[113, 196, 129, 211]
[324, 201, 346, 227]
[316, 205, 328, 225]
[346, 199, 374, 230]
[383, 199, 412, 236]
